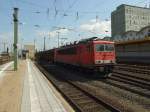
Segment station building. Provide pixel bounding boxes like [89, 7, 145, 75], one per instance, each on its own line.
[114, 25, 150, 42]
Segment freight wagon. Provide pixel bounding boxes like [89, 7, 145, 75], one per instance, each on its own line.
[115, 38, 150, 64]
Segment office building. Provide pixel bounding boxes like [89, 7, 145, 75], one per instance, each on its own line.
[111, 4, 150, 37]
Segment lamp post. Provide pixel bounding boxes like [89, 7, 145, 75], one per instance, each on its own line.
[57, 31, 60, 47]
[48, 33, 51, 49]
[34, 24, 40, 50]
[21, 38, 24, 59]
[43, 36, 46, 50]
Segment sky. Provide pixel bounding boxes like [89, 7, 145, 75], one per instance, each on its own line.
[0, 0, 149, 52]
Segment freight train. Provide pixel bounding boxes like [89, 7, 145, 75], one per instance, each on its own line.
[36, 37, 115, 77]
[115, 38, 150, 64]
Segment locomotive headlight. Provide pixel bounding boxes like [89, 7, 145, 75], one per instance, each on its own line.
[95, 60, 115, 64]
[95, 60, 101, 64]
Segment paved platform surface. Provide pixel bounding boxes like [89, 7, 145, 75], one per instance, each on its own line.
[0, 59, 74, 112]
[0, 61, 25, 112]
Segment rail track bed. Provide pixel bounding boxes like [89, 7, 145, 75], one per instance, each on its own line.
[113, 69, 150, 82]
[37, 62, 150, 112]
[105, 77, 150, 98]
[115, 64, 150, 70]
[109, 65, 150, 98]
[37, 63, 120, 112]
[114, 64, 150, 75]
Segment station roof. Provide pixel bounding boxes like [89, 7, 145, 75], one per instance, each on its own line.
[115, 38, 150, 45]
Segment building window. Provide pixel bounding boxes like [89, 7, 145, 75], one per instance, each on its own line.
[130, 20, 132, 25]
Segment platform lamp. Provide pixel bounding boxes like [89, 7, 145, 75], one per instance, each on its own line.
[34, 24, 40, 51]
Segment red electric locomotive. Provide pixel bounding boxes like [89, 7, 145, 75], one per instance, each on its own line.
[36, 37, 115, 77]
[55, 37, 115, 76]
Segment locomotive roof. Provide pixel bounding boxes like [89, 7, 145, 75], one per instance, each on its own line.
[37, 48, 55, 53]
[57, 40, 114, 50]
[37, 39, 114, 52]
[115, 38, 150, 45]
[92, 40, 114, 44]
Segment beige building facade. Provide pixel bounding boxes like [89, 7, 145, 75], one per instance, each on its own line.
[24, 44, 35, 59]
[111, 4, 150, 37]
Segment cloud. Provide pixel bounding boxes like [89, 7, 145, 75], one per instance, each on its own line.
[37, 28, 69, 38]
[80, 19, 111, 37]
[0, 32, 13, 43]
[0, 32, 22, 43]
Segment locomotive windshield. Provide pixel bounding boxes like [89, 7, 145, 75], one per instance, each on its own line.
[95, 44, 105, 51]
[105, 44, 114, 51]
[95, 44, 114, 52]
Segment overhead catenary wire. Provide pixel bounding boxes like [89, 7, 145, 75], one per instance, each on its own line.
[10, 0, 109, 19]
[16, 0, 48, 9]
[2, 0, 148, 44]
[6, 0, 149, 20]
[56, 0, 78, 25]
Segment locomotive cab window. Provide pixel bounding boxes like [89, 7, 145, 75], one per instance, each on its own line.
[95, 44, 104, 51]
[105, 44, 114, 51]
[95, 44, 114, 52]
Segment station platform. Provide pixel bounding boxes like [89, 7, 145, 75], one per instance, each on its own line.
[0, 59, 74, 112]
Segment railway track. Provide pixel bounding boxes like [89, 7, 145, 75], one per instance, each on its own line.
[115, 64, 150, 70]
[113, 69, 150, 82]
[104, 77, 150, 98]
[64, 64, 150, 98]
[109, 73, 150, 90]
[36, 62, 150, 112]
[114, 65, 150, 75]
[36, 63, 121, 112]
[105, 65, 150, 98]
[61, 63, 150, 99]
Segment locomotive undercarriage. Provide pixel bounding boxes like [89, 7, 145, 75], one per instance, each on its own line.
[55, 62, 113, 78]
